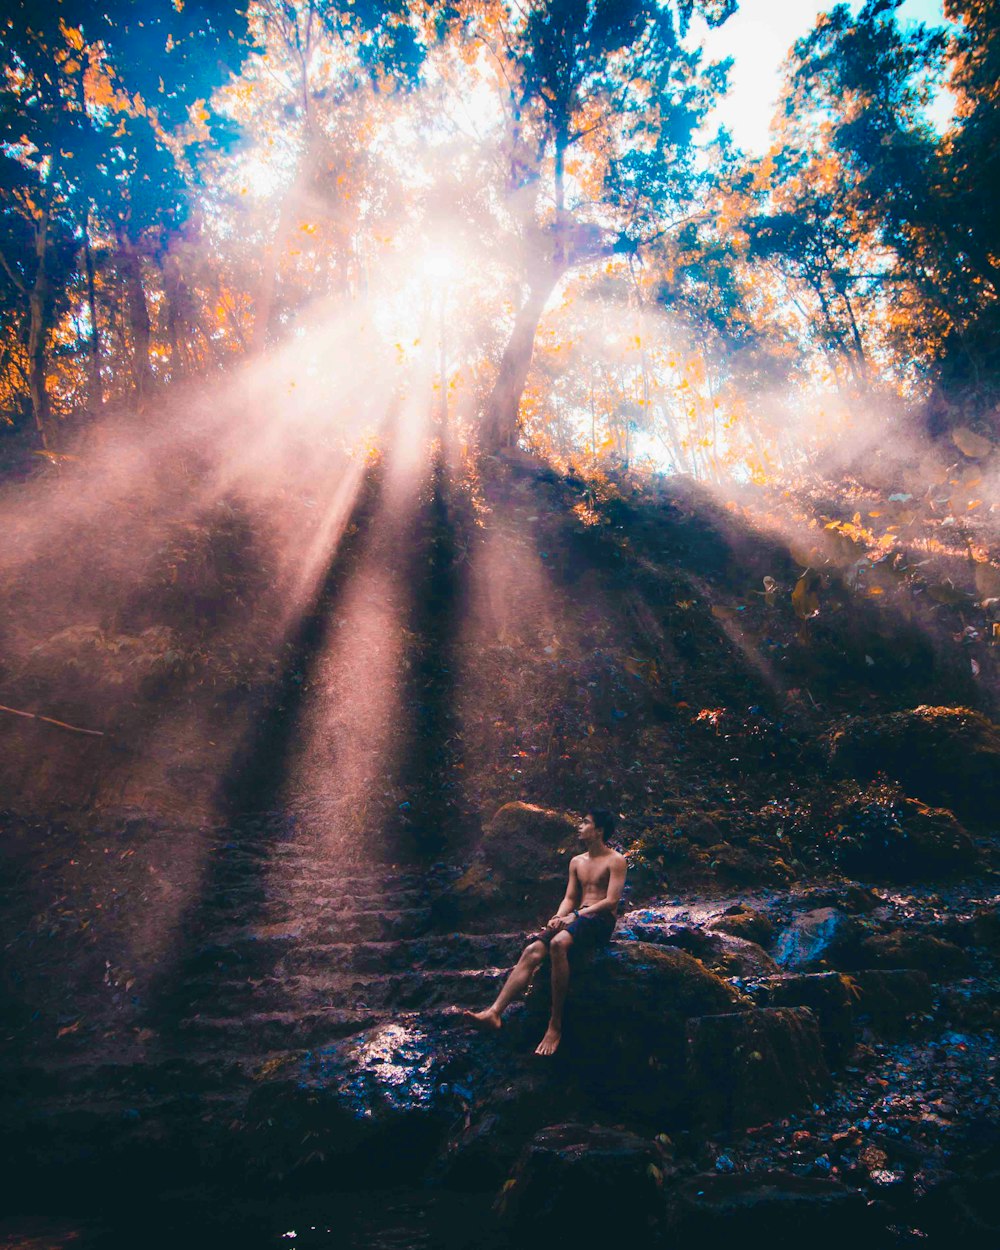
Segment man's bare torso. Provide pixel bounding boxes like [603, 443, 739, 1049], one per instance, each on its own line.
[572, 848, 625, 911]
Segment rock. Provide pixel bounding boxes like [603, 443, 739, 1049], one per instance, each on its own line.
[920, 1168, 1000, 1246]
[704, 841, 795, 885]
[960, 905, 1000, 950]
[707, 907, 776, 946]
[699, 931, 779, 978]
[686, 1007, 829, 1129]
[937, 981, 1000, 1031]
[617, 917, 777, 977]
[435, 1065, 561, 1189]
[433, 803, 577, 932]
[856, 929, 970, 978]
[668, 1172, 881, 1246]
[830, 706, 1000, 824]
[495, 1123, 666, 1243]
[827, 787, 977, 880]
[849, 968, 933, 1031]
[244, 1018, 512, 1183]
[798, 883, 881, 914]
[545, 942, 749, 1124]
[774, 908, 860, 971]
[757, 972, 856, 1064]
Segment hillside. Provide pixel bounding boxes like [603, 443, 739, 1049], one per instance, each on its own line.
[1, 443, 999, 1248]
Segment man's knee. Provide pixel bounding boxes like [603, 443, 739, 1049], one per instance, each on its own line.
[522, 940, 546, 966]
[550, 931, 572, 955]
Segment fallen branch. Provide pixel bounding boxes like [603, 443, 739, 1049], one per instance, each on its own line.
[0, 702, 105, 737]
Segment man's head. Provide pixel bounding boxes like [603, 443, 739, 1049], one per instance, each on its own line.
[579, 808, 617, 845]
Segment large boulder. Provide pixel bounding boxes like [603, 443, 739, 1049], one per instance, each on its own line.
[848, 968, 933, 1032]
[434, 803, 578, 932]
[830, 706, 1000, 824]
[243, 1018, 517, 1184]
[685, 1006, 830, 1128]
[756, 972, 856, 1064]
[534, 941, 749, 1124]
[827, 787, 977, 880]
[618, 914, 778, 978]
[440, 940, 750, 1176]
[495, 1124, 666, 1244]
[855, 929, 970, 978]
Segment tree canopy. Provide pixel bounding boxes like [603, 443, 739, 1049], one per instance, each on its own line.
[0, 0, 997, 474]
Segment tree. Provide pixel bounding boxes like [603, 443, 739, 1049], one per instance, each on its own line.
[237, 0, 424, 349]
[443, 0, 735, 448]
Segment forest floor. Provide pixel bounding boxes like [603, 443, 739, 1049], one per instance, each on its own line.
[1, 432, 999, 1247]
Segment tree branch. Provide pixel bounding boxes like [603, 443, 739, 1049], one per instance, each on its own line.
[0, 245, 26, 294]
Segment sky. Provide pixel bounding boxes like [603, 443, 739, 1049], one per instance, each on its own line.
[695, 0, 953, 153]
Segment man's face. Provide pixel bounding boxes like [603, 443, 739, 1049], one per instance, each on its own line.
[578, 813, 597, 842]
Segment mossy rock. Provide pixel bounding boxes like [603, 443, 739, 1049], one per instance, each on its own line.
[855, 929, 970, 978]
[707, 908, 776, 947]
[758, 972, 855, 1063]
[705, 841, 795, 886]
[848, 968, 932, 1032]
[541, 941, 749, 1124]
[830, 706, 1000, 825]
[436, 803, 578, 932]
[685, 1006, 830, 1129]
[827, 784, 976, 880]
[495, 1124, 666, 1243]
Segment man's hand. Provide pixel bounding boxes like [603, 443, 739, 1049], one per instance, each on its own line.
[546, 913, 570, 930]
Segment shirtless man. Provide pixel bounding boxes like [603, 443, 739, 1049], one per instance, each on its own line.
[464, 808, 627, 1056]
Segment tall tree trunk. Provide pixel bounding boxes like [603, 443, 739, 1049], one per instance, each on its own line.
[27, 202, 52, 450]
[82, 206, 102, 413]
[482, 269, 562, 449]
[119, 235, 152, 403]
[162, 252, 190, 382]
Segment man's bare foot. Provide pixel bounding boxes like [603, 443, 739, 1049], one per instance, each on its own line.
[462, 1007, 502, 1031]
[535, 1024, 561, 1056]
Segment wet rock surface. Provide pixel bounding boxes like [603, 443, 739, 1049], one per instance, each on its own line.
[3, 811, 1000, 1249]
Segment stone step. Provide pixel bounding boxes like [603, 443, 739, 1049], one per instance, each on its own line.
[175, 932, 522, 986]
[193, 888, 430, 915]
[176, 968, 508, 1039]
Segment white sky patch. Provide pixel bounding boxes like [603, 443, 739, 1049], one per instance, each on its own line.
[692, 0, 955, 154]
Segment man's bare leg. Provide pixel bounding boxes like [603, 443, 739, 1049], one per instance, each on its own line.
[536, 932, 572, 1056]
[464, 940, 547, 1030]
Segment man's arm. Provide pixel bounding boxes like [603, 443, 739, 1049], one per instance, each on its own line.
[546, 858, 582, 928]
[577, 855, 627, 920]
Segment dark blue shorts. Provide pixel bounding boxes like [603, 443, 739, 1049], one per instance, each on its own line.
[529, 911, 616, 956]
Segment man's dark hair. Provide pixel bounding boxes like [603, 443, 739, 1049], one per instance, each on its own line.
[588, 808, 617, 841]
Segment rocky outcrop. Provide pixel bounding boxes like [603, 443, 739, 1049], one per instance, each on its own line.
[830, 706, 1000, 824]
[537, 941, 749, 1123]
[828, 787, 977, 880]
[495, 1124, 667, 1244]
[433, 803, 578, 932]
[756, 971, 856, 1064]
[856, 929, 970, 978]
[774, 907, 861, 971]
[685, 1006, 830, 1128]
